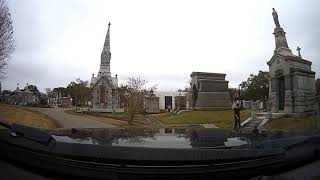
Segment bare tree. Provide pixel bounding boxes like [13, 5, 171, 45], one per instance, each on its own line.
[118, 77, 157, 125]
[0, 0, 14, 77]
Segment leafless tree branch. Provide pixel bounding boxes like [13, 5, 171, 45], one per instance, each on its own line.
[0, 0, 14, 78]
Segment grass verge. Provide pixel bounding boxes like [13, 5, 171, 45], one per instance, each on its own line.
[263, 116, 319, 130]
[151, 110, 251, 128]
[0, 103, 58, 129]
[65, 109, 252, 128]
[64, 109, 147, 127]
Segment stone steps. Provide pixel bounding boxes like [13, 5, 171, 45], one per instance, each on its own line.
[241, 117, 266, 130]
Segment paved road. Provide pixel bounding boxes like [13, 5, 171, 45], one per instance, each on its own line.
[25, 107, 115, 128]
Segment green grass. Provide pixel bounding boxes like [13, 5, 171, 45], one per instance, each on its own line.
[88, 112, 129, 121]
[86, 112, 147, 124]
[0, 103, 58, 129]
[64, 109, 147, 125]
[64, 109, 79, 116]
[263, 116, 319, 130]
[65, 109, 129, 120]
[151, 110, 251, 128]
[65, 109, 252, 128]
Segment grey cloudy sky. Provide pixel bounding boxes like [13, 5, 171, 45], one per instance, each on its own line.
[1, 0, 320, 92]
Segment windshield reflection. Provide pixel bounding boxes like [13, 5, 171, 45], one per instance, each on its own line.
[49, 128, 320, 149]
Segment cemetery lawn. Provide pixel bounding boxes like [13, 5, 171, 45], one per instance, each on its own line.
[263, 116, 318, 130]
[0, 103, 58, 129]
[64, 110, 145, 127]
[151, 110, 251, 128]
[65, 109, 252, 128]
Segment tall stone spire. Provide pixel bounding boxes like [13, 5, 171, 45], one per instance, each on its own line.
[272, 8, 292, 54]
[99, 22, 111, 77]
[103, 22, 111, 52]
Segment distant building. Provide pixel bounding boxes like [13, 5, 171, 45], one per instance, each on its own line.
[153, 91, 190, 111]
[62, 97, 72, 107]
[2, 83, 39, 105]
[47, 91, 62, 107]
[46, 91, 72, 107]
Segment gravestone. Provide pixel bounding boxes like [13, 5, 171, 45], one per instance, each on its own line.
[243, 101, 251, 109]
[259, 101, 264, 109]
[144, 96, 160, 113]
[190, 72, 231, 110]
[267, 9, 316, 115]
[174, 96, 187, 111]
[250, 100, 258, 111]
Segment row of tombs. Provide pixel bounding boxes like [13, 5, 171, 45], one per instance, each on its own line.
[89, 9, 317, 116]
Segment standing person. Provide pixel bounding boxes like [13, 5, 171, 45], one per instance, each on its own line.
[234, 103, 241, 130]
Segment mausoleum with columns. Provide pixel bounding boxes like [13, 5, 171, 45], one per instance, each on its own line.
[267, 9, 316, 114]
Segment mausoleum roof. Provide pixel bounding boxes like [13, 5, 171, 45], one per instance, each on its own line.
[91, 76, 115, 89]
[190, 72, 226, 77]
[267, 52, 312, 66]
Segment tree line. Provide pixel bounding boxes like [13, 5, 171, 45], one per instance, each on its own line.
[229, 71, 269, 103]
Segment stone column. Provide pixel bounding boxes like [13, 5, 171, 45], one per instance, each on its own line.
[284, 75, 293, 113]
[269, 77, 278, 112]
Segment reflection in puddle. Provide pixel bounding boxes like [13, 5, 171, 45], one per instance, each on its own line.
[49, 128, 317, 149]
[114, 136, 191, 148]
[224, 137, 247, 147]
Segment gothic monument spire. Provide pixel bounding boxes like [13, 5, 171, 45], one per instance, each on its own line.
[272, 8, 291, 54]
[99, 22, 111, 77]
[103, 22, 111, 52]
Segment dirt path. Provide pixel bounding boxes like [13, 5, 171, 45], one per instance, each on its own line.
[24, 107, 116, 128]
[146, 115, 165, 127]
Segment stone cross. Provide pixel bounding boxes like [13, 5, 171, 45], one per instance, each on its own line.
[296, 46, 302, 58]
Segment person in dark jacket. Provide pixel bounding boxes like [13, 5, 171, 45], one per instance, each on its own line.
[234, 103, 241, 130]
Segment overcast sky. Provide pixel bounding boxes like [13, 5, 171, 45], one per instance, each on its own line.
[1, 0, 319, 92]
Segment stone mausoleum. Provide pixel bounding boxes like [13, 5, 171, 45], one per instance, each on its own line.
[90, 23, 122, 112]
[267, 8, 316, 114]
[190, 72, 231, 110]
